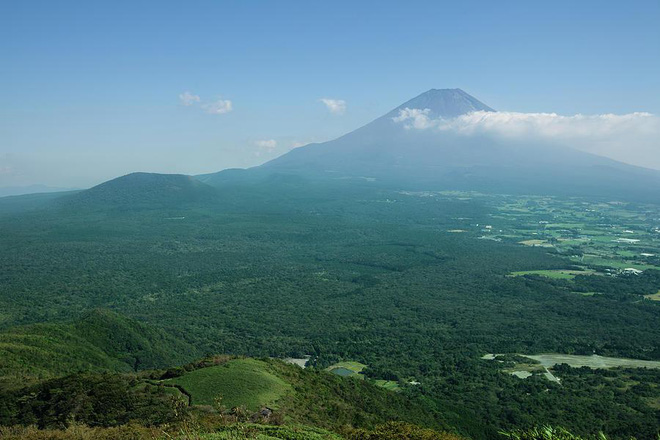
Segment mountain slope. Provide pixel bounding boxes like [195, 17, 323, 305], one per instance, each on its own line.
[203, 89, 660, 202]
[0, 185, 77, 198]
[0, 190, 80, 215]
[0, 356, 470, 439]
[0, 309, 199, 387]
[59, 172, 220, 210]
[381, 87, 495, 119]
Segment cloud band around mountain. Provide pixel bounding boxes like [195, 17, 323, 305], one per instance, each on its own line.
[393, 108, 660, 169]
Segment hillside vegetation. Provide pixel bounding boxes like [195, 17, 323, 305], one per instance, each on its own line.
[0, 356, 464, 437]
[0, 309, 199, 387]
[1, 182, 660, 438]
[165, 358, 291, 409]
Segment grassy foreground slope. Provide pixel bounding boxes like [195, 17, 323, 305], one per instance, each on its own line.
[0, 422, 466, 440]
[0, 309, 199, 387]
[0, 356, 475, 437]
[165, 358, 291, 408]
[0, 421, 631, 440]
[163, 357, 462, 434]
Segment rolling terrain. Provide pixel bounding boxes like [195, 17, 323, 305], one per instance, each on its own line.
[1, 183, 660, 437]
[0, 309, 199, 387]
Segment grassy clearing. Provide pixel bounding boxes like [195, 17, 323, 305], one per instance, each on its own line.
[523, 353, 660, 369]
[509, 269, 595, 280]
[518, 239, 553, 247]
[326, 362, 403, 391]
[572, 255, 659, 271]
[544, 223, 586, 229]
[165, 358, 290, 410]
[644, 291, 660, 301]
[373, 380, 401, 391]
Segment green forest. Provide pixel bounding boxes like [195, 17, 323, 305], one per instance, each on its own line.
[1, 179, 659, 439]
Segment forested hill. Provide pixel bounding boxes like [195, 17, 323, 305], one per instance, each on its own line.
[57, 172, 221, 210]
[0, 309, 200, 387]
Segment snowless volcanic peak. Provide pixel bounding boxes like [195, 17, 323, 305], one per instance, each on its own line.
[385, 88, 496, 119]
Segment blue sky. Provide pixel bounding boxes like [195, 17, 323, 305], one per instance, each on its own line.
[1, 0, 659, 188]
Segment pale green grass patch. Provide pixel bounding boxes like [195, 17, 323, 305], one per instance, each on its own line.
[165, 358, 290, 410]
[509, 269, 595, 280]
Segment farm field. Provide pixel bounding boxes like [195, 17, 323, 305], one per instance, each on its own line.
[484, 352, 660, 382]
[518, 239, 553, 247]
[428, 192, 660, 274]
[508, 269, 595, 280]
[645, 291, 660, 301]
[523, 353, 660, 369]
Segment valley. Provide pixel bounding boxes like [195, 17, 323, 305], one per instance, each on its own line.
[1, 178, 660, 438]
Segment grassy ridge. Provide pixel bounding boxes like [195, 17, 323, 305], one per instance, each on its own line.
[165, 358, 291, 409]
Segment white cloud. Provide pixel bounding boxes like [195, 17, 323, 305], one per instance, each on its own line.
[393, 108, 658, 138]
[179, 92, 233, 115]
[439, 111, 657, 140]
[203, 98, 233, 114]
[320, 98, 346, 115]
[392, 108, 434, 129]
[392, 108, 660, 169]
[255, 139, 277, 152]
[179, 91, 200, 106]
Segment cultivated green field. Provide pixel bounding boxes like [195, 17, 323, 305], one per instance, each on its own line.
[645, 291, 660, 301]
[523, 353, 660, 369]
[474, 194, 660, 274]
[373, 379, 401, 391]
[509, 269, 595, 280]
